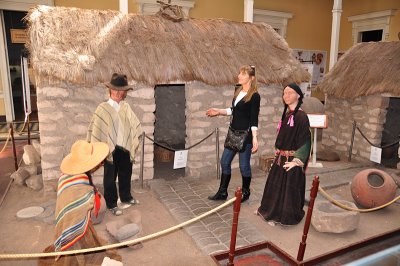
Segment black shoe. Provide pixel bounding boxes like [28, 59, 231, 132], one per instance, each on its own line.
[208, 189, 228, 200]
[208, 173, 231, 201]
[241, 176, 251, 202]
[241, 188, 251, 202]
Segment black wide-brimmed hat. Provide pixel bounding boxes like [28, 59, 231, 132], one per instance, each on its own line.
[105, 73, 132, 91]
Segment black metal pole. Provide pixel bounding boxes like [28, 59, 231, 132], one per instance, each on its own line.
[215, 128, 220, 179]
[348, 121, 356, 162]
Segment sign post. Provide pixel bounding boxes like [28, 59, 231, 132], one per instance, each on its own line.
[307, 114, 327, 168]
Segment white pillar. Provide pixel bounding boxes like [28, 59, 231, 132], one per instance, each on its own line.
[329, 0, 342, 70]
[119, 0, 128, 14]
[244, 0, 254, 22]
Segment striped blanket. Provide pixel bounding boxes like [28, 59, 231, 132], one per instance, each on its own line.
[54, 174, 95, 251]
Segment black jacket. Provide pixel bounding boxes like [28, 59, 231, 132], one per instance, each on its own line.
[230, 92, 260, 144]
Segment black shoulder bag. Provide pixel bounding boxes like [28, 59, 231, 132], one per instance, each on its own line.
[224, 100, 249, 152]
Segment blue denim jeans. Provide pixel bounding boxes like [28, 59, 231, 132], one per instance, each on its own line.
[220, 143, 252, 176]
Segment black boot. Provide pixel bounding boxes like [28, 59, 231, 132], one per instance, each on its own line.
[208, 173, 231, 201]
[241, 176, 251, 202]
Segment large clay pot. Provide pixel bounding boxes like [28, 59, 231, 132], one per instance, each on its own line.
[351, 169, 397, 208]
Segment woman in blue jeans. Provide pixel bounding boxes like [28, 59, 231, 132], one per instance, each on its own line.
[206, 65, 260, 202]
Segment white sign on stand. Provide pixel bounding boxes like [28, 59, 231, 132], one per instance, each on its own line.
[370, 146, 382, 164]
[173, 150, 188, 169]
[307, 114, 327, 168]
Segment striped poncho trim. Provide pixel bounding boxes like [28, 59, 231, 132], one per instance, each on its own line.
[54, 211, 91, 251]
[57, 174, 90, 196]
[54, 174, 94, 251]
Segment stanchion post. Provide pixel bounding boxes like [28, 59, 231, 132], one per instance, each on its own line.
[139, 132, 145, 189]
[10, 123, 18, 171]
[228, 187, 242, 266]
[27, 114, 31, 145]
[297, 176, 319, 261]
[215, 128, 220, 180]
[348, 121, 356, 162]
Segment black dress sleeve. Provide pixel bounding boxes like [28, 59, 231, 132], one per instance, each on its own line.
[250, 93, 260, 128]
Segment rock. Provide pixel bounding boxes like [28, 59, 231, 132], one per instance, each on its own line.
[106, 210, 143, 249]
[16, 206, 44, 219]
[22, 145, 41, 165]
[312, 200, 360, 233]
[302, 97, 325, 114]
[10, 168, 30, 185]
[22, 165, 38, 176]
[26, 174, 43, 191]
[116, 223, 140, 241]
[31, 139, 41, 157]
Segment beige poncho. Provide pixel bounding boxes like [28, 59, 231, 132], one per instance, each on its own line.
[87, 102, 142, 162]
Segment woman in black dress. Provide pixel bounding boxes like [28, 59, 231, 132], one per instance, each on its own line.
[257, 83, 311, 226]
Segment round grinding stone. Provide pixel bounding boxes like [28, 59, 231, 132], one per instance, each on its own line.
[16, 206, 44, 219]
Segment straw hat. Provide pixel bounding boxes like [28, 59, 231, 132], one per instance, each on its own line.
[60, 140, 109, 175]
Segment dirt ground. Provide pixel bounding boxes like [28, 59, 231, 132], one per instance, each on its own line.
[0, 184, 215, 266]
[0, 170, 399, 265]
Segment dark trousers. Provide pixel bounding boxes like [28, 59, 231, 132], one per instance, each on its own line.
[103, 146, 133, 209]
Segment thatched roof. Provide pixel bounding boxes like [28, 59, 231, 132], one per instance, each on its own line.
[317, 41, 400, 99]
[26, 5, 309, 87]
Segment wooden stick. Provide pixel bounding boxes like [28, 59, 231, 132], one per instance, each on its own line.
[297, 175, 319, 261]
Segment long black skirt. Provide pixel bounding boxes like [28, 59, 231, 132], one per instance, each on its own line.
[257, 160, 306, 225]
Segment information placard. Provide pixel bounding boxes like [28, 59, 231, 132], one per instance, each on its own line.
[173, 150, 188, 169]
[370, 146, 382, 164]
[307, 114, 327, 128]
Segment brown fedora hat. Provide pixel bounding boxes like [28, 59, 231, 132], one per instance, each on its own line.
[60, 140, 109, 175]
[105, 73, 133, 91]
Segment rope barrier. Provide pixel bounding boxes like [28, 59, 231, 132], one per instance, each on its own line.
[0, 197, 237, 259]
[318, 186, 400, 213]
[145, 130, 215, 151]
[356, 126, 399, 149]
[0, 129, 12, 154]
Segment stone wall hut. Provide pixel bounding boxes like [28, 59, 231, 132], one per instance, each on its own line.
[317, 41, 400, 167]
[26, 5, 309, 190]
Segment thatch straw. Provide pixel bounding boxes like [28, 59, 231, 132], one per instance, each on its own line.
[26, 5, 309, 87]
[316, 41, 400, 99]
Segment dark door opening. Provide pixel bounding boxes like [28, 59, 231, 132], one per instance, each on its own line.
[381, 97, 400, 168]
[154, 84, 186, 180]
[361, 29, 383, 42]
[4, 10, 38, 122]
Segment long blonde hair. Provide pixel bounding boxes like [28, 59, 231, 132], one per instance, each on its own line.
[234, 65, 258, 102]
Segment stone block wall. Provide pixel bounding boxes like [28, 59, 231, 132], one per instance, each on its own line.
[322, 95, 389, 160]
[185, 81, 283, 178]
[37, 79, 284, 190]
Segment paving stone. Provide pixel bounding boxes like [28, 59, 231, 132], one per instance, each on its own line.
[211, 227, 231, 237]
[208, 221, 229, 232]
[195, 237, 220, 247]
[182, 195, 200, 201]
[187, 203, 208, 210]
[201, 243, 229, 255]
[192, 207, 212, 215]
[201, 215, 224, 225]
[191, 231, 215, 241]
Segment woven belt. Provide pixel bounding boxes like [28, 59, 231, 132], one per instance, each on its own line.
[274, 149, 295, 166]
